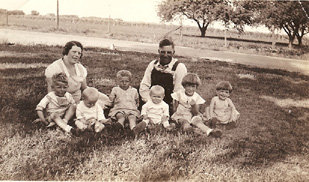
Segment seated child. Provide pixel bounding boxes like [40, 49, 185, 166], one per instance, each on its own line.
[171, 73, 222, 137]
[108, 70, 140, 131]
[75, 87, 108, 133]
[205, 81, 240, 129]
[35, 72, 79, 135]
[133, 85, 176, 135]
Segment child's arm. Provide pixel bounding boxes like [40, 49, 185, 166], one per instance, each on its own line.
[209, 97, 216, 119]
[37, 110, 49, 125]
[161, 103, 170, 128]
[227, 98, 238, 119]
[173, 100, 179, 114]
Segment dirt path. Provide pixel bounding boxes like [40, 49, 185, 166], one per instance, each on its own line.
[1, 28, 308, 75]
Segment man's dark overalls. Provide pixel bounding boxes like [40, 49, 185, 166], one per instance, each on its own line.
[150, 60, 179, 115]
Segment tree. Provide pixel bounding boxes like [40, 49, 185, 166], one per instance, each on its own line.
[157, 0, 230, 37]
[238, 0, 309, 48]
[31, 10, 39, 16]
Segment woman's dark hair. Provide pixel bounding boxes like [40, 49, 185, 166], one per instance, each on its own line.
[62, 41, 83, 58]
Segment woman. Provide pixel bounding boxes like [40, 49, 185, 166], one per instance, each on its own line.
[45, 41, 87, 103]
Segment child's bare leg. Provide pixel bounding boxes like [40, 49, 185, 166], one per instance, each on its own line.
[191, 116, 212, 135]
[94, 121, 105, 133]
[75, 119, 87, 130]
[115, 113, 125, 127]
[63, 104, 76, 122]
[205, 107, 211, 120]
[51, 113, 72, 132]
[128, 115, 137, 130]
[178, 119, 193, 132]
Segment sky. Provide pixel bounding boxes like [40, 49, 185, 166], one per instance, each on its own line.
[0, 0, 163, 23]
[0, 0, 272, 33]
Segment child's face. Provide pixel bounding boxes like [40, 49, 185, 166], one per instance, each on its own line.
[184, 84, 197, 96]
[52, 82, 68, 97]
[217, 89, 230, 100]
[118, 76, 130, 90]
[150, 92, 164, 104]
[83, 97, 97, 108]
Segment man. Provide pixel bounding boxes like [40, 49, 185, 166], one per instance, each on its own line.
[139, 38, 187, 114]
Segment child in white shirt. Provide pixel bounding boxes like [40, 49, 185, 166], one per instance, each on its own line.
[109, 70, 140, 131]
[36, 72, 79, 135]
[133, 85, 176, 135]
[171, 73, 222, 137]
[75, 87, 108, 133]
[205, 81, 240, 129]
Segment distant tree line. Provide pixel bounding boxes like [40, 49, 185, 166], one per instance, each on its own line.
[158, 0, 309, 48]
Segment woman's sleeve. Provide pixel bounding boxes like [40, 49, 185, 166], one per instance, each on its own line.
[45, 61, 60, 78]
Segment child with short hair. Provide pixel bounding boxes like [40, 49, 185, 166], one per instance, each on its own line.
[205, 81, 240, 129]
[133, 85, 176, 135]
[75, 87, 108, 133]
[36, 72, 79, 135]
[171, 73, 222, 137]
[109, 70, 140, 131]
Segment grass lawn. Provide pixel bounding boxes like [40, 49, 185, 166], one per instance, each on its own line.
[0, 43, 309, 181]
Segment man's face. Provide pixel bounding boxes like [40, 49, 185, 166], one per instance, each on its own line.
[158, 45, 174, 65]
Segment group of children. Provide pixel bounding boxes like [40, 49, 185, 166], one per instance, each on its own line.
[35, 70, 239, 137]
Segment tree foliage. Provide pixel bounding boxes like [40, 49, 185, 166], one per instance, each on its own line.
[238, 0, 309, 48]
[157, 0, 230, 37]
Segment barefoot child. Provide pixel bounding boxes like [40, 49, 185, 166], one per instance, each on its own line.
[171, 73, 222, 137]
[205, 81, 240, 129]
[75, 87, 108, 133]
[133, 85, 176, 135]
[35, 72, 79, 135]
[109, 70, 140, 131]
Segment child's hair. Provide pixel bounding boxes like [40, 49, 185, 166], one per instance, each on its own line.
[216, 81, 233, 93]
[116, 70, 132, 81]
[52, 72, 68, 86]
[150, 85, 165, 96]
[181, 73, 201, 87]
[159, 38, 174, 49]
[62, 41, 83, 58]
[82, 87, 99, 102]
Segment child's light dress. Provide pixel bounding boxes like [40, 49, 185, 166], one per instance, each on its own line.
[108, 86, 140, 118]
[171, 90, 205, 123]
[206, 96, 240, 124]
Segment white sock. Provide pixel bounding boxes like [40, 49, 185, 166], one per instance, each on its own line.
[206, 128, 213, 136]
[65, 125, 72, 133]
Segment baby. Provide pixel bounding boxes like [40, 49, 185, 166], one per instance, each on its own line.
[75, 87, 108, 133]
[205, 81, 240, 129]
[133, 85, 176, 135]
[35, 72, 79, 135]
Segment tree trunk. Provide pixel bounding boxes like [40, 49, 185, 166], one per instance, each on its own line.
[297, 35, 303, 46]
[200, 27, 207, 37]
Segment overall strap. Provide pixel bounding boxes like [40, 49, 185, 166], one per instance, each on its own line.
[172, 61, 179, 71]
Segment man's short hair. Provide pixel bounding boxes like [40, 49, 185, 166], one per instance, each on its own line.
[159, 38, 174, 49]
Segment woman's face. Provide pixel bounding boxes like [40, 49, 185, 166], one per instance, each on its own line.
[66, 46, 82, 64]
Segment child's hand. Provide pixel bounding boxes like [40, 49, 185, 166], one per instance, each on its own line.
[189, 99, 196, 106]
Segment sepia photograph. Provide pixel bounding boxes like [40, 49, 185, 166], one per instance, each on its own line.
[0, 0, 308, 181]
